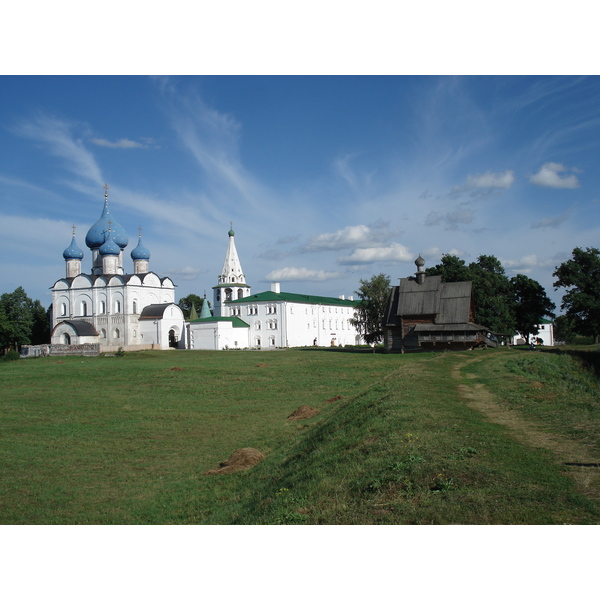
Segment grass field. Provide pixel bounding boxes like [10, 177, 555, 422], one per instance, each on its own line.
[1, 346, 599, 524]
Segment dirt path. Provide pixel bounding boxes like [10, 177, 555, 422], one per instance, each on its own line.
[452, 354, 600, 502]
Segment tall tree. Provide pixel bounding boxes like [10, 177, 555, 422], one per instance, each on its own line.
[427, 254, 516, 334]
[553, 314, 576, 344]
[0, 287, 35, 350]
[468, 255, 515, 334]
[425, 254, 471, 282]
[178, 294, 205, 320]
[351, 273, 391, 344]
[511, 274, 556, 342]
[553, 247, 600, 343]
[30, 301, 51, 345]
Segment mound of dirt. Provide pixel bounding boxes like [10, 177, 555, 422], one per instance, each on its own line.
[203, 448, 266, 475]
[170, 367, 184, 371]
[287, 405, 320, 421]
[325, 394, 345, 404]
[255, 363, 268, 368]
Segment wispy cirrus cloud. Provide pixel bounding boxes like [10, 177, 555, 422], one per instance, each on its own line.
[530, 162, 580, 188]
[13, 115, 103, 185]
[159, 81, 268, 211]
[263, 266, 345, 282]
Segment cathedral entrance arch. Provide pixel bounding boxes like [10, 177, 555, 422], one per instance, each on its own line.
[169, 328, 179, 348]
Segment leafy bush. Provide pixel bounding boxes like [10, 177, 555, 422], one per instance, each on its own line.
[2, 350, 21, 362]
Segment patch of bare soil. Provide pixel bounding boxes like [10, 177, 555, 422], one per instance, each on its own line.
[325, 395, 345, 404]
[287, 405, 320, 421]
[170, 367, 183, 371]
[453, 356, 600, 501]
[255, 363, 268, 368]
[203, 448, 266, 475]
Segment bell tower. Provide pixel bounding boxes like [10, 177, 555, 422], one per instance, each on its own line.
[212, 225, 251, 316]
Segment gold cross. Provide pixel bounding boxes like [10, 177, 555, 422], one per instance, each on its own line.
[103, 183, 109, 198]
[71, 224, 76, 236]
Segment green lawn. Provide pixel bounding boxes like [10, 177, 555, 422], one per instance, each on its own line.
[1, 347, 598, 524]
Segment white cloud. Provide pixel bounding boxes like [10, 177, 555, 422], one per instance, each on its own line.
[466, 170, 515, 189]
[263, 267, 345, 282]
[338, 243, 413, 264]
[529, 162, 580, 188]
[90, 138, 147, 149]
[303, 224, 395, 252]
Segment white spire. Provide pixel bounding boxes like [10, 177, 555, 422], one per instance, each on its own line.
[218, 226, 246, 285]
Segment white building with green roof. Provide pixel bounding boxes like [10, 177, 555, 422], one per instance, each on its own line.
[186, 229, 363, 350]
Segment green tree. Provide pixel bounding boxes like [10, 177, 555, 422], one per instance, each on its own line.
[511, 274, 556, 342]
[553, 247, 600, 343]
[351, 273, 391, 344]
[553, 314, 576, 344]
[469, 255, 515, 334]
[30, 301, 51, 345]
[425, 254, 471, 282]
[0, 287, 35, 350]
[178, 294, 205, 320]
[427, 254, 516, 334]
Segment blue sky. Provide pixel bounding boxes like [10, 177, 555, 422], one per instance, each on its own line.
[2, 75, 600, 310]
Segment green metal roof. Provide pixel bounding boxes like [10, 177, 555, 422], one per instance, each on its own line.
[188, 316, 249, 328]
[227, 290, 359, 307]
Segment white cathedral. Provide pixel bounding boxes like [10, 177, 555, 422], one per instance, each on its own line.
[51, 186, 185, 350]
[51, 187, 363, 351]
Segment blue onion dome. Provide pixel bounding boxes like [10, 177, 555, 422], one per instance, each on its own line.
[98, 232, 121, 256]
[131, 235, 151, 261]
[85, 190, 129, 250]
[63, 235, 84, 260]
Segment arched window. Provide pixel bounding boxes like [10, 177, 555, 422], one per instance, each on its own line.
[238, 289, 244, 299]
[115, 300, 121, 313]
[114, 328, 120, 339]
[61, 303, 67, 316]
[100, 329, 106, 338]
[62, 333, 71, 345]
[81, 300, 88, 316]
[225, 288, 232, 302]
[100, 300, 106, 314]
[132, 300, 138, 314]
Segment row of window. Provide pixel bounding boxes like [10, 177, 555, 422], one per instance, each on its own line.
[59, 299, 138, 317]
[254, 320, 278, 330]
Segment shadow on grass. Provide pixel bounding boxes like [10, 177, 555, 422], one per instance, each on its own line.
[528, 345, 600, 378]
[297, 346, 385, 354]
